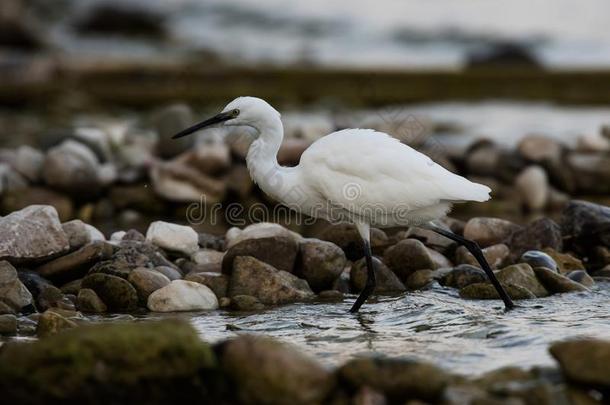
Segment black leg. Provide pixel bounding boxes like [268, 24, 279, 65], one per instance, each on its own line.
[350, 240, 376, 313]
[425, 224, 515, 310]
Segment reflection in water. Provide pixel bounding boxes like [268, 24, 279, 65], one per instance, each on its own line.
[191, 282, 610, 375]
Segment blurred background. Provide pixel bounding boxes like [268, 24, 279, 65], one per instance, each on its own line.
[1, 0, 610, 235]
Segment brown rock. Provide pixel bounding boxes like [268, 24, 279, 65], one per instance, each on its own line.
[81, 273, 138, 312]
[36, 241, 113, 283]
[550, 338, 610, 388]
[532, 267, 589, 294]
[128, 268, 171, 303]
[222, 236, 298, 274]
[405, 269, 435, 290]
[351, 257, 406, 294]
[185, 272, 228, 298]
[463, 217, 521, 248]
[496, 264, 549, 297]
[455, 243, 509, 269]
[318, 224, 389, 259]
[36, 310, 77, 337]
[383, 239, 437, 282]
[295, 239, 346, 292]
[505, 218, 563, 261]
[76, 288, 107, 313]
[459, 283, 536, 300]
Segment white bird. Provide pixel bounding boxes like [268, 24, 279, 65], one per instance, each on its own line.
[173, 97, 514, 312]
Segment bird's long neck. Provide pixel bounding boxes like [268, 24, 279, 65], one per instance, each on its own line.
[246, 114, 294, 201]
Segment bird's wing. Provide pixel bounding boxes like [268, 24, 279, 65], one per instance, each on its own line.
[299, 129, 490, 212]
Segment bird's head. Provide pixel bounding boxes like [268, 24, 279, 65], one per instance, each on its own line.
[172, 96, 280, 140]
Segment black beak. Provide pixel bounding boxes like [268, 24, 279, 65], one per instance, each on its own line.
[172, 111, 233, 139]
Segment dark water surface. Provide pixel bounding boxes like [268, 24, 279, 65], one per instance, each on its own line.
[190, 282, 610, 374]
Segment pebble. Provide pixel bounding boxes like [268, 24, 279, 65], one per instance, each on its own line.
[76, 288, 107, 313]
[0, 205, 69, 262]
[351, 257, 406, 294]
[36, 310, 77, 337]
[463, 217, 521, 248]
[566, 270, 595, 287]
[146, 221, 199, 256]
[496, 263, 549, 297]
[405, 269, 436, 290]
[532, 267, 589, 294]
[294, 239, 346, 292]
[228, 256, 313, 305]
[81, 273, 138, 312]
[184, 272, 228, 298]
[440, 264, 488, 289]
[154, 265, 182, 281]
[222, 235, 299, 274]
[127, 268, 171, 302]
[520, 250, 558, 272]
[61, 219, 105, 250]
[36, 241, 114, 283]
[383, 239, 439, 282]
[225, 222, 301, 249]
[147, 280, 218, 312]
[505, 218, 563, 261]
[0, 261, 33, 311]
[43, 140, 102, 196]
[190, 249, 224, 267]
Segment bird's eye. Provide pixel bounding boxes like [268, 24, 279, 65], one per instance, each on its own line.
[232, 109, 240, 116]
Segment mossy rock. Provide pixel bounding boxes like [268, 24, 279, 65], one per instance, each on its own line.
[0, 319, 217, 403]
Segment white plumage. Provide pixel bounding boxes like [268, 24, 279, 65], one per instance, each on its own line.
[172, 96, 514, 313]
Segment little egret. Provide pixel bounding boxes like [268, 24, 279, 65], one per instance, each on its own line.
[173, 97, 515, 312]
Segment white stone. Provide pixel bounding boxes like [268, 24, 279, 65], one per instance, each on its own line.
[110, 231, 126, 243]
[146, 221, 198, 255]
[191, 249, 224, 266]
[147, 280, 218, 312]
[515, 165, 548, 211]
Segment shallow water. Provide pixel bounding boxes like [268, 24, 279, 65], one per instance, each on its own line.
[189, 282, 610, 374]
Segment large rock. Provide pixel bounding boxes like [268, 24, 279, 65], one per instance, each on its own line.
[0, 205, 69, 262]
[81, 273, 138, 312]
[0, 320, 216, 403]
[337, 357, 449, 402]
[561, 200, 610, 252]
[383, 239, 438, 282]
[520, 250, 558, 272]
[532, 267, 588, 294]
[128, 267, 171, 303]
[36, 241, 114, 283]
[146, 221, 198, 256]
[455, 243, 509, 269]
[504, 218, 562, 261]
[350, 257, 406, 294]
[0, 260, 33, 311]
[440, 264, 488, 289]
[43, 140, 102, 197]
[496, 264, 549, 297]
[463, 217, 521, 248]
[550, 338, 610, 388]
[460, 283, 536, 300]
[61, 219, 105, 251]
[294, 239, 346, 292]
[218, 335, 334, 405]
[147, 280, 218, 312]
[222, 236, 298, 274]
[228, 256, 313, 305]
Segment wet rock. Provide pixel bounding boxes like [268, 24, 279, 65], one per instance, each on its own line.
[405, 269, 435, 290]
[222, 235, 299, 274]
[295, 239, 346, 292]
[36, 241, 114, 283]
[455, 243, 509, 269]
[533, 267, 589, 294]
[0, 319, 215, 402]
[496, 264, 549, 297]
[128, 268, 171, 303]
[550, 338, 610, 388]
[383, 239, 438, 282]
[81, 273, 138, 312]
[218, 334, 334, 405]
[515, 165, 549, 211]
[36, 285, 64, 311]
[14, 145, 44, 182]
[566, 270, 595, 287]
[43, 140, 102, 197]
[0, 261, 33, 311]
[177, 142, 231, 175]
[150, 160, 226, 203]
[505, 218, 562, 261]
[460, 282, 536, 300]
[520, 250, 558, 272]
[184, 272, 228, 298]
[517, 135, 563, 163]
[0, 205, 69, 263]
[146, 221, 198, 256]
[230, 294, 265, 311]
[147, 280, 218, 312]
[440, 264, 488, 289]
[0, 314, 17, 335]
[62, 220, 105, 250]
[76, 288, 107, 313]
[337, 357, 449, 402]
[318, 224, 389, 259]
[60, 279, 81, 295]
[151, 104, 195, 158]
[154, 265, 182, 281]
[463, 217, 521, 248]
[351, 257, 406, 294]
[36, 309, 77, 337]
[75, 3, 167, 39]
[1, 186, 73, 221]
[542, 248, 584, 275]
[228, 256, 314, 305]
[561, 200, 610, 252]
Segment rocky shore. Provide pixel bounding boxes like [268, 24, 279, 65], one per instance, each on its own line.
[0, 318, 608, 404]
[0, 197, 608, 337]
